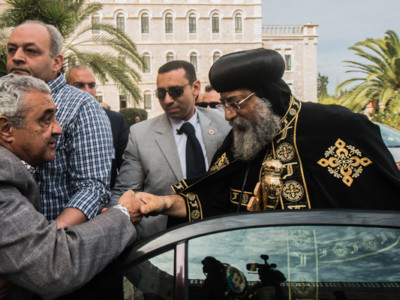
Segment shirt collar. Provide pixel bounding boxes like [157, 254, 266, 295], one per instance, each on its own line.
[47, 72, 66, 93]
[169, 109, 199, 134]
[21, 160, 37, 177]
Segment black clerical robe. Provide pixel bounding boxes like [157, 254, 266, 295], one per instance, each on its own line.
[171, 98, 400, 222]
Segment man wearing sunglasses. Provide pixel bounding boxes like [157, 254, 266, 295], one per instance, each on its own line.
[111, 60, 230, 238]
[195, 84, 222, 109]
[133, 48, 400, 222]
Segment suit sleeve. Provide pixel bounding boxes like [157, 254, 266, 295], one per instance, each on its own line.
[111, 125, 145, 206]
[115, 114, 129, 172]
[0, 184, 136, 299]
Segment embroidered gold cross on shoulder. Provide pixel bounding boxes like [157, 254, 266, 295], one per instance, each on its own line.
[317, 139, 372, 187]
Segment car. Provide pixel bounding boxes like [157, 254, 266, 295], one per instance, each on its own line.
[60, 210, 400, 300]
[375, 122, 400, 165]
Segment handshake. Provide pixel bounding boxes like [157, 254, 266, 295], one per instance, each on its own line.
[116, 190, 187, 225]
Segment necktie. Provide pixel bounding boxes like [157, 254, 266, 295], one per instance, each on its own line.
[178, 122, 206, 178]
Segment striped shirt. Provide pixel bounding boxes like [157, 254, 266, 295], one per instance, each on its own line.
[37, 74, 113, 220]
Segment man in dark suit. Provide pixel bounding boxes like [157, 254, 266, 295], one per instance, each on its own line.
[66, 65, 128, 188]
[0, 73, 141, 299]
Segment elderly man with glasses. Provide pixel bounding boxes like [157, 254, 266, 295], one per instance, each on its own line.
[132, 48, 400, 221]
[111, 60, 230, 238]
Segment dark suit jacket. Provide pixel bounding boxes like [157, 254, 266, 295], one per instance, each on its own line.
[0, 146, 136, 299]
[103, 108, 128, 188]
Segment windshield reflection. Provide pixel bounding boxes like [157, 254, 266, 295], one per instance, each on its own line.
[188, 226, 400, 299]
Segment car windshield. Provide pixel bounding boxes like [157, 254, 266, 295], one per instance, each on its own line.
[186, 225, 400, 299]
[377, 123, 400, 147]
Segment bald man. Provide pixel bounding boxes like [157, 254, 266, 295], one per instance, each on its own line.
[66, 66, 128, 188]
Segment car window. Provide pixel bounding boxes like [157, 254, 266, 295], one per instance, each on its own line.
[187, 225, 400, 299]
[123, 248, 175, 299]
[377, 123, 400, 147]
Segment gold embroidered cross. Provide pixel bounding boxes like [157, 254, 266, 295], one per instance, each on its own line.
[285, 182, 302, 198]
[278, 145, 291, 159]
[318, 139, 372, 187]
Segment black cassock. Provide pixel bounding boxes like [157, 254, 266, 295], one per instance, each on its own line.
[170, 97, 400, 223]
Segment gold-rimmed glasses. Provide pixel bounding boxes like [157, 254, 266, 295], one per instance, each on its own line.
[218, 92, 255, 111]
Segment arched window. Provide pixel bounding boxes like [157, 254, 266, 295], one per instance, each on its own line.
[165, 13, 173, 34]
[212, 13, 219, 33]
[235, 13, 242, 33]
[144, 91, 152, 109]
[213, 52, 221, 63]
[119, 95, 127, 109]
[143, 54, 151, 73]
[141, 13, 149, 34]
[190, 53, 198, 72]
[166, 52, 174, 62]
[285, 54, 292, 71]
[116, 13, 125, 32]
[189, 13, 196, 34]
[92, 14, 100, 34]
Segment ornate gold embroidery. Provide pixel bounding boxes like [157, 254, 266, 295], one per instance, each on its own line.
[276, 142, 295, 162]
[230, 188, 252, 206]
[318, 139, 372, 187]
[210, 152, 229, 172]
[185, 192, 202, 221]
[282, 180, 304, 202]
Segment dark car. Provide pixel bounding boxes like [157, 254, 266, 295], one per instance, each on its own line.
[60, 210, 400, 300]
[375, 122, 400, 166]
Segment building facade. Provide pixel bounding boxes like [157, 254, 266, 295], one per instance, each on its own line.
[262, 23, 318, 103]
[0, 0, 318, 118]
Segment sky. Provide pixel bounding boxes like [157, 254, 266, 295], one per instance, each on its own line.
[262, 0, 400, 95]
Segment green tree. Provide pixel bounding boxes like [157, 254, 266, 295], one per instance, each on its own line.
[317, 72, 329, 98]
[119, 107, 147, 129]
[0, 0, 144, 104]
[335, 30, 400, 113]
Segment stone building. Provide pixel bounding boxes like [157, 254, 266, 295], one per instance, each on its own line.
[262, 23, 318, 103]
[0, 0, 318, 118]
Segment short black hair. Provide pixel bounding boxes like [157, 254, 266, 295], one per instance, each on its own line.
[158, 60, 197, 84]
[205, 84, 215, 92]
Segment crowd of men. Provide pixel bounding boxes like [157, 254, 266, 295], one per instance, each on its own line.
[1, 20, 400, 299]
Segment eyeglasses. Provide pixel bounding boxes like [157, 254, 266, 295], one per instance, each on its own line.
[72, 82, 96, 89]
[196, 101, 221, 109]
[219, 93, 255, 111]
[155, 84, 190, 100]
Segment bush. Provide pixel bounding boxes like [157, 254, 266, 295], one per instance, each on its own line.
[369, 110, 400, 131]
[119, 108, 148, 129]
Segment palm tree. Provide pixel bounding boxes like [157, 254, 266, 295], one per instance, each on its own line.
[0, 0, 144, 104]
[336, 30, 400, 113]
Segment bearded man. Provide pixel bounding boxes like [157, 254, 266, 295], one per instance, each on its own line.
[135, 48, 400, 222]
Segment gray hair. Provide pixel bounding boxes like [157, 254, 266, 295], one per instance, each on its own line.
[0, 74, 51, 127]
[65, 65, 92, 83]
[16, 20, 63, 57]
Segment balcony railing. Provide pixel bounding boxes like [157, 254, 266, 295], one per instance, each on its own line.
[262, 25, 303, 35]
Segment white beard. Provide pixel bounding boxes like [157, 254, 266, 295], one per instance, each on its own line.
[230, 98, 281, 161]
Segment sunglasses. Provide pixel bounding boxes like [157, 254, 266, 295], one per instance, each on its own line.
[155, 84, 190, 100]
[72, 82, 96, 89]
[196, 102, 221, 108]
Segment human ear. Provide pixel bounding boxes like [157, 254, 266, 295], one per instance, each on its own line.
[0, 117, 14, 143]
[52, 54, 64, 73]
[192, 80, 201, 96]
